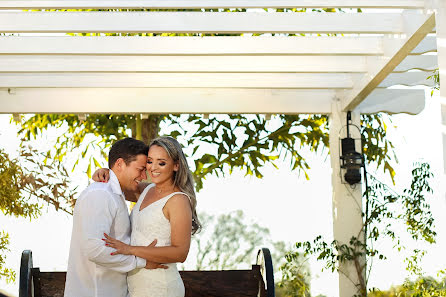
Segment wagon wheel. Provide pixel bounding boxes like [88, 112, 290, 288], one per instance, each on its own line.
[256, 248, 275, 297]
[20, 250, 34, 297]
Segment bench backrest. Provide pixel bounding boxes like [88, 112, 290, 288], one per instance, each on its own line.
[32, 267, 266, 297]
[20, 249, 275, 297]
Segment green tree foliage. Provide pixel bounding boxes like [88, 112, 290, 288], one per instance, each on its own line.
[0, 148, 37, 282]
[276, 250, 311, 297]
[0, 232, 14, 283]
[361, 115, 397, 182]
[18, 113, 396, 190]
[369, 272, 446, 297]
[282, 162, 437, 296]
[18, 114, 138, 176]
[0, 145, 75, 282]
[19, 114, 328, 188]
[427, 69, 440, 96]
[173, 114, 328, 190]
[0, 149, 40, 218]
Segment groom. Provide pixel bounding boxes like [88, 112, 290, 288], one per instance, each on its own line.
[64, 138, 162, 297]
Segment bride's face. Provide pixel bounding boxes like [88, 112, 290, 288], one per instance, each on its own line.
[146, 145, 179, 185]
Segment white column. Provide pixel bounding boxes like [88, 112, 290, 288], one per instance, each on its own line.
[329, 98, 365, 297]
[433, 0, 446, 173]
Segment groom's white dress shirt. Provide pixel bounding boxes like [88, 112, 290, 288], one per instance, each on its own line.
[64, 170, 146, 297]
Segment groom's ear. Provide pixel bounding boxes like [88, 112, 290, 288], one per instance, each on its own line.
[114, 158, 125, 170]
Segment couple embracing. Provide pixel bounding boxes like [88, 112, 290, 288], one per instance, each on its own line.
[64, 137, 201, 297]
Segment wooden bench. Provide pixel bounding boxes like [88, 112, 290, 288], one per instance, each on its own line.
[19, 248, 275, 297]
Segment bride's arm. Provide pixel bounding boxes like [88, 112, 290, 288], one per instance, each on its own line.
[105, 194, 192, 263]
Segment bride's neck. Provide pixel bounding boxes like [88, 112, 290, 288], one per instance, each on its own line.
[154, 180, 175, 194]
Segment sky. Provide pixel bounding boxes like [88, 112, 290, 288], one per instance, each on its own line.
[0, 89, 445, 297]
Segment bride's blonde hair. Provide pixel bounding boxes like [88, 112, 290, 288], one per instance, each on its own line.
[149, 136, 201, 235]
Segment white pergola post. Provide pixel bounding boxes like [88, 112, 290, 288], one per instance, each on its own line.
[434, 0, 446, 173]
[329, 99, 365, 297]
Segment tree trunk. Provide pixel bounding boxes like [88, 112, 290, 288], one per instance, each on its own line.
[142, 115, 161, 144]
[131, 114, 161, 144]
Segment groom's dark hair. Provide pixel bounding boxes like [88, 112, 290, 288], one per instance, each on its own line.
[108, 137, 148, 169]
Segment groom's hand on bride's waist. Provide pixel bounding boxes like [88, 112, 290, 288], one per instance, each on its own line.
[145, 261, 168, 270]
[143, 239, 168, 269]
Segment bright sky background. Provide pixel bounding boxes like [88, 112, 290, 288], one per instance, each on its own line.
[0, 89, 445, 297]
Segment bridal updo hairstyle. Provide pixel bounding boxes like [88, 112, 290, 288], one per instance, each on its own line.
[149, 136, 201, 235]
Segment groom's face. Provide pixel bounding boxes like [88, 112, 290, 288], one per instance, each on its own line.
[118, 154, 147, 193]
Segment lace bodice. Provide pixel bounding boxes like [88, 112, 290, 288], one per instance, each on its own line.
[131, 184, 174, 247]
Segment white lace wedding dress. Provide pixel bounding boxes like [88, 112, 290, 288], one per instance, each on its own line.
[127, 184, 186, 297]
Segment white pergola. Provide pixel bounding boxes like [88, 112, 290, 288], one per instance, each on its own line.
[1, 1, 445, 296]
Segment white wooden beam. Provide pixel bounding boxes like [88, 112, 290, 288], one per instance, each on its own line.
[0, 88, 419, 114]
[0, 0, 426, 9]
[393, 55, 438, 72]
[3, 55, 435, 75]
[0, 12, 406, 34]
[0, 36, 384, 56]
[0, 55, 369, 73]
[356, 89, 425, 114]
[0, 88, 335, 114]
[342, 11, 436, 111]
[411, 36, 438, 54]
[0, 73, 355, 88]
[379, 72, 435, 87]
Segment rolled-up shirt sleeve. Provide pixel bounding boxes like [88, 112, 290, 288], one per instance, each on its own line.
[78, 190, 146, 272]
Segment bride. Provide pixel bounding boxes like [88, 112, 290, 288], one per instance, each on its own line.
[93, 136, 200, 297]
